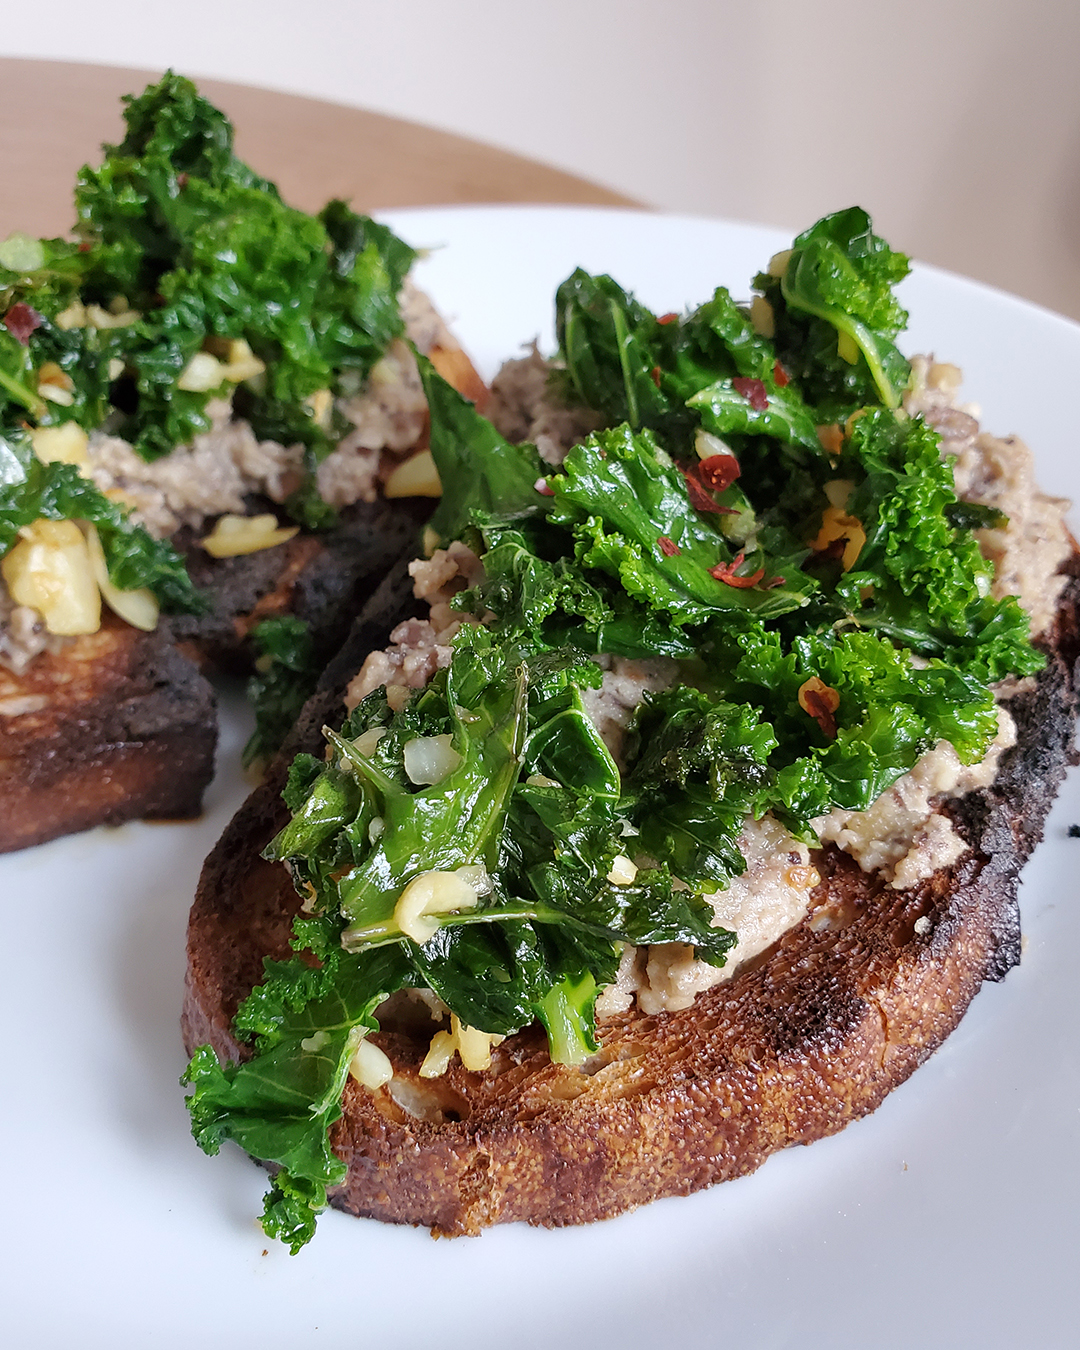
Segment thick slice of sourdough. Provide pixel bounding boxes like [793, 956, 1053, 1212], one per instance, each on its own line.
[0, 611, 217, 854]
[182, 560, 1080, 1236]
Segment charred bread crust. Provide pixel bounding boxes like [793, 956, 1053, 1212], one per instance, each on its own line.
[0, 612, 217, 854]
[182, 568, 1080, 1236]
[168, 498, 432, 675]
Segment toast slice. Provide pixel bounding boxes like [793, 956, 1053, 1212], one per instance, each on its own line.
[182, 558, 1080, 1235]
[0, 610, 217, 854]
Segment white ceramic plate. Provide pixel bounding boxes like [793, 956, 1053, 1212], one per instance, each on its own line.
[3, 207, 1079, 1350]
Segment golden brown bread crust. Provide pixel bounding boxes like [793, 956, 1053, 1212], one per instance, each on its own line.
[182, 565, 1080, 1236]
[0, 611, 217, 853]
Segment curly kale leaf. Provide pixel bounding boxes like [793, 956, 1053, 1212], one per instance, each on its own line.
[243, 617, 322, 769]
[833, 409, 1042, 680]
[550, 424, 815, 622]
[756, 207, 911, 414]
[728, 626, 999, 814]
[555, 269, 674, 430]
[184, 943, 414, 1253]
[56, 72, 417, 476]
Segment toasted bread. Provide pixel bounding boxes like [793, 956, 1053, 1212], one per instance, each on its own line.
[182, 556, 1080, 1235]
[0, 610, 217, 854]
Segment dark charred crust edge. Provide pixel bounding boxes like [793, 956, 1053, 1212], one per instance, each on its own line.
[0, 624, 218, 855]
[183, 567, 1080, 1237]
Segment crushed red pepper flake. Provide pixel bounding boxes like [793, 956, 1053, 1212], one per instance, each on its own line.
[732, 376, 769, 411]
[773, 360, 790, 387]
[657, 534, 681, 557]
[798, 676, 840, 739]
[3, 302, 43, 346]
[682, 466, 736, 515]
[698, 452, 741, 493]
[657, 312, 678, 325]
[649, 365, 662, 388]
[709, 551, 765, 588]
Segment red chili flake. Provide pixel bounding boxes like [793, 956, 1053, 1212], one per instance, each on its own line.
[77, 241, 92, 253]
[802, 689, 837, 738]
[698, 452, 741, 493]
[657, 312, 678, 326]
[732, 376, 769, 411]
[3, 302, 43, 345]
[533, 477, 555, 497]
[657, 535, 681, 557]
[798, 676, 841, 739]
[709, 551, 766, 588]
[814, 537, 847, 563]
[649, 365, 662, 388]
[773, 360, 790, 388]
[681, 466, 736, 515]
[176, 172, 190, 189]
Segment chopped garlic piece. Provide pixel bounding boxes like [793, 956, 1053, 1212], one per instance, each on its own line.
[607, 854, 639, 885]
[219, 338, 266, 383]
[694, 428, 733, 461]
[349, 1038, 394, 1090]
[403, 733, 462, 785]
[767, 249, 792, 278]
[420, 1014, 503, 1077]
[54, 300, 88, 330]
[749, 295, 774, 337]
[393, 869, 479, 944]
[352, 726, 387, 757]
[177, 351, 226, 393]
[30, 422, 90, 472]
[304, 388, 333, 428]
[200, 512, 299, 557]
[85, 303, 140, 330]
[1, 518, 100, 635]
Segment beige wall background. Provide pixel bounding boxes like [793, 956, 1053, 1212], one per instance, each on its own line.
[5, 0, 1080, 318]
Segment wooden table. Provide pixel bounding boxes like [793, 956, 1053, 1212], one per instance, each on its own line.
[0, 58, 636, 240]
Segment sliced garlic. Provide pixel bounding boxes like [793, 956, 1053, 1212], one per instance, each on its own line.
[54, 300, 88, 331]
[84, 523, 159, 632]
[219, 338, 266, 383]
[304, 388, 333, 428]
[85, 303, 140, 330]
[694, 429, 733, 461]
[420, 1014, 503, 1077]
[384, 449, 442, 498]
[200, 512, 300, 558]
[749, 295, 775, 338]
[607, 854, 639, 886]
